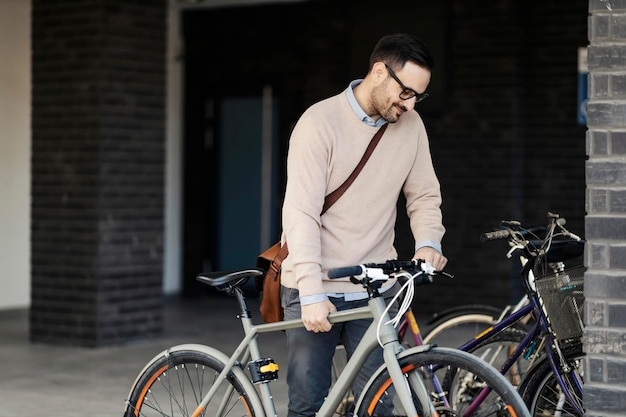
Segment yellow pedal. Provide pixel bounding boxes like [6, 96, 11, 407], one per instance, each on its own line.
[248, 358, 279, 384]
[260, 362, 279, 373]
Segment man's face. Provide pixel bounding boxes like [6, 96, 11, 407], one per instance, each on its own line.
[371, 62, 431, 123]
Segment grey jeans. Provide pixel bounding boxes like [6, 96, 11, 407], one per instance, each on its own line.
[281, 283, 400, 417]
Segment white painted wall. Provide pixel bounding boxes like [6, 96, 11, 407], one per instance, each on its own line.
[0, 0, 31, 309]
[164, 1, 183, 294]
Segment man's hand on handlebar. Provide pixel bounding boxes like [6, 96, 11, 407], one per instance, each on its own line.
[413, 246, 448, 271]
[302, 300, 336, 333]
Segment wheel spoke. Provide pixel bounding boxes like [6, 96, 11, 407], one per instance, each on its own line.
[125, 351, 255, 417]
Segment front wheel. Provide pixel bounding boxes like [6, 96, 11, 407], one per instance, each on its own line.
[124, 347, 259, 417]
[518, 342, 584, 417]
[356, 346, 530, 417]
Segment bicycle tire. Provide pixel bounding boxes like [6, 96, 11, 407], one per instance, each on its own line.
[428, 304, 505, 325]
[423, 307, 523, 347]
[518, 342, 584, 417]
[356, 346, 530, 417]
[124, 344, 262, 417]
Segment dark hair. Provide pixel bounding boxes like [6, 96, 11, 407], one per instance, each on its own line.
[368, 33, 434, 72]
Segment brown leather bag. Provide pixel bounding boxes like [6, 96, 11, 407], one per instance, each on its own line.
[256, 124, 388, 323]
[256, 242, 289, 322]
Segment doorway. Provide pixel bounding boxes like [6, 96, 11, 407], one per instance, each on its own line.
[216, 93, 279, 271]
[182, 89, 279, 295]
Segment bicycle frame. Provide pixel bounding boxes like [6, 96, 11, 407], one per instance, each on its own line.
[194, 288, 434, 417]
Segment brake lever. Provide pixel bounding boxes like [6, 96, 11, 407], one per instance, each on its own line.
[438, 270, 455, 279]
[506, 243, 525, 259]
[416, 261, 455, 279]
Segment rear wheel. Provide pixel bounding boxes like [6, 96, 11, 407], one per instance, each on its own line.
[357, 346, 530, 417]
[124, 349, 257, 417]
[422, 304, 528, 347]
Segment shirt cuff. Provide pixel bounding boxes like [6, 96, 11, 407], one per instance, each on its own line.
[300, 293, 329, 306]
[415, 240, 443, 254]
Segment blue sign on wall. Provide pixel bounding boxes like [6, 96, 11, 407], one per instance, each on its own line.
[578, 47, 588, 126]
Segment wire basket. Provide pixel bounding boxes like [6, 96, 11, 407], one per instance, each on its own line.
[535, 266, 585, 341]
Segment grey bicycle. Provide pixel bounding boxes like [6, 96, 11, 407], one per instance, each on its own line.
[123, 259, 530, 417]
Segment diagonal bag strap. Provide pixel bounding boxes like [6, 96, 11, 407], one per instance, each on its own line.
[277, 123, 388, 259]
[322, 123, 388, 214]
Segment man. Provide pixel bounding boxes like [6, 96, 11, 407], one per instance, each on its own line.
[279, 33, 447, 417]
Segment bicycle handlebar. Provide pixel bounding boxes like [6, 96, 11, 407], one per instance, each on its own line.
[480, 229, 511, 243]
[328, 259, 423, 279]
[480, 222, 558, 243]
[480, 214, 583, 263]
[328, 259, 453, 281]
[327, 265, 366, 279]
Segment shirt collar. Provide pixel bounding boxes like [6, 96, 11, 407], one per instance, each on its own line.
[345, 79, 388, 128]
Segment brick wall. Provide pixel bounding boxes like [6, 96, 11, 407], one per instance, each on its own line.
[584, 0, 626, 412]
[182, 0, 589, 312]
[409, 0, 589, 311]
[30, 0, 166, 347]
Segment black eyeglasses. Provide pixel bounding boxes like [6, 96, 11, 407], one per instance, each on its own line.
[385, 64, 429, 102]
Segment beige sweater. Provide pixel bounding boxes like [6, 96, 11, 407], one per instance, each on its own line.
[280, 91, 445, 297]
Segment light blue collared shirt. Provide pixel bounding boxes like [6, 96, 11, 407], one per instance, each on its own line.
[299, 81, 442, 306]
[345, 79, 388, 127]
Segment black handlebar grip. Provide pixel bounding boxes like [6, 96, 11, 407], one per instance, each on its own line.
[327, 265, 364, 279]
[480, 229, 511, 243]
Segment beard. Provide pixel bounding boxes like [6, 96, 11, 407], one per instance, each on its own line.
[370, 84, 405, 123]
[382, 104, 403, 123]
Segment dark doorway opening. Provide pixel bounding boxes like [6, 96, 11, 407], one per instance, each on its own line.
[180, 0, 447, 295]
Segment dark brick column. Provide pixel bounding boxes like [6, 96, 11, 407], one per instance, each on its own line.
[585, 0, 626, 411]
[30, 0, 166, 347]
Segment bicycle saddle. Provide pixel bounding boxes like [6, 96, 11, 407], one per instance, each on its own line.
[196, 268, 264, 289]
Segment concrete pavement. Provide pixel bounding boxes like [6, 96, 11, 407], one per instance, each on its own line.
[0, 294, 438, 417]
[0, 294, 291, 417]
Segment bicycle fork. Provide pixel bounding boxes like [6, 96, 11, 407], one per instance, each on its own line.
[376, 311, 439, 417]
[382, 345, 439, 417]
[545, 339, 584, 417]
